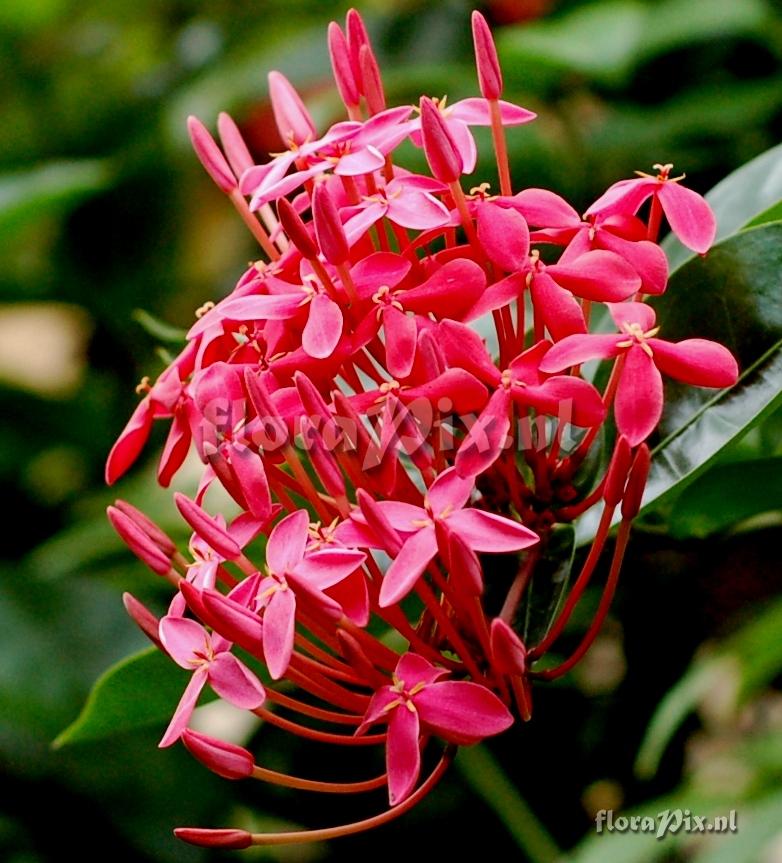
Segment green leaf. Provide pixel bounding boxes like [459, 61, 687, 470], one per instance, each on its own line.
[668, 456, 782, 538]
[0, 160, 111, 237]
[635, 595, 782, 779]
[522, 524, 576, 644]
[54, 646, 214, 747]
[664, 141, 782, 271]
[577, 222, 782, 543]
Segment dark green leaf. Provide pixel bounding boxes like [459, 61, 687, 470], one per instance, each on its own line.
[522, 524, 576, 644]
[54, 646, 215, 747]
[669, 456, 782, 538]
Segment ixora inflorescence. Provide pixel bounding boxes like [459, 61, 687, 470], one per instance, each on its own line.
[104, 8, 737, 849]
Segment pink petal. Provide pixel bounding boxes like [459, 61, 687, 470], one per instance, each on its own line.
[227, 445, 272, 521]
[414, 680, 513, 744]
[379, 526, 437, 607]
[529, 272, 587, 341]
[386, 190, 450, 230]
[539, 333, 623, 372]
[607, 301, 656, 332]
[443, 117, 477, 174]
[159, 616, 210, 668]
[157, 410, 191, 487]
[448, 97, 535, 127]
[333, 516, 386, 549]
[159, 667, 207, 748]
[519, 376, 606, 427]
[383, 305, 417, 379]
[334, 145, 386, 176]
[302, 294, 343, 359]
[401, 368, 489, 416]
[455, 388, 512, 477]
[507, 339, 551, 384]
[477, 203, 530, 272]
[356, 686, 400, 734]
[446, 509, 539, 553]
[463, 272, 526, 322]
[649, 338, 738, 388]
[386, 701, 421, 805]
[510, 188, 580, 228]
[343, 200, 387, 245]
[293, 547, 366, 589]
[439, 320, 501, 384]
[208, 652, 266, 708]
[547, 250, 640, 302]
[402, 259, 487, 320]
[658, 182, 716, 254]
[585, 177, 656, 219]
[396, 652, 449, 686]
[324, 569, 369, 626]
[596, 232, 668, 296]
[351, 251, 412, 295]
[228, 511, 268, 549]
[262, 587, 297, 680]
[374, 500, 429, 533]
[614, 345, 663, 446]
[105, 398, 153, 484]
[266, 509, 309, 575]
[427, 465, 475, 514]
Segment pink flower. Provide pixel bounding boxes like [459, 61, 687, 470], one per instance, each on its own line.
[540, 301, 739, 445]
[158, 616, 265, 747]
[357, 653, 513, 804]
[585, 163, 716, 254]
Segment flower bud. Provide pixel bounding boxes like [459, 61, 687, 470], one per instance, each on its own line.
[471, 11, 503, 100]
[174, 828, 253, 849]
[107, 506, 172, 576]
[187, 116, 236, 194]
[490, 618, 527, 675]
[603, 435, 632, 506]
[313, 183, 349, 265]
[621, 444, 650, 520]
[114, 499, 177, 555]
[181, 729, 255, 780]
[122, 592, 163, 646]
[276, 197, 319, 260]
[420, 96, 462, 184]
[346, 8, 371, 88]
[267, 71, 317, 147]
[173, 493, 242, 560]
[217, 112, 254, 177]
[359, 44, 386, 115]
[328, 22, 360, 108]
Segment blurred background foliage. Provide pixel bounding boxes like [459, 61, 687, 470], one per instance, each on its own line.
[2, 0, 782, 860]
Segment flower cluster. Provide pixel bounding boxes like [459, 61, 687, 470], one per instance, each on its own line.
[106, 8, 738, 849]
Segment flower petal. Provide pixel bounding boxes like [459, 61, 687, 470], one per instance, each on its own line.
[539, 334, 623, 373]
[159, 668, 207, 748]
[614, 345, 663, 446]
[266, 509, 310, 575]
[427, 465, 475, 514]
[105, 398, 153, 485]
[658, 181, 716, 254]
[380, 526, 437, 607]
[386, 190, 450, 230]
[649, 338, 738, 388]
[415, 680, 513, 744]
[477, 202, 530, 272]
[262, 587, 297, 680]
[208, 652, 266, 709]
[383, 305, 417, 379]
[446, 509, 539, 553]
[159, 616, 210, 669]
[386, 701, 421, 806]
[302, 294, 343, 359]
[455, 388, 512, 477]
[293, 547, 366, 589]
[547, 250, 640, 302]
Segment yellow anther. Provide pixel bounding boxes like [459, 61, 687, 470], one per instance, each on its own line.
[195, 301, 215, 319]
[135, 375, 151, 395]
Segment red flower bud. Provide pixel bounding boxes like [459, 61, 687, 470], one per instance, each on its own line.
[328, 22, 360, 108]
[114, 499, 177, 555]
[603, 436, 632, 506]
[107, 506, 172, 576]
[217, 112, 254, 177]
[173, 493, 242, 560]
[313, 183, 349, 265]
[621, 444, 651, 520]
[181, 729, 255, 780]
[359, 43, 386, 115]
[174, 828, 253, 849]
[276, 197, 319, 260]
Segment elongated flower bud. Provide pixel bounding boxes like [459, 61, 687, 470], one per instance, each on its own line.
[187, 116, 237, 193]
[174, 828, 253, 850]
[471, 11, 503, 100]
[346, 8, 371, 88]
[173, 493, 242, 560]
[420, 96, 462, 183]
[490, 618, 527, 675]
[107, 506, 172, 575]
[123, 592, 163, 646]
[217, 112, 254, 177]
[181, 729, 255, 780]
[114, 499, 177, 555]
[603, 436, 632, 506]
[359, 44, 386, 115]
[276, 197, 319, 260]
[313, 183, 349, 265]
[621, 444, 651, 520]
[328, 22, 360, 108]
[267, 71, 317, 147]
[299, 416, 346, 498]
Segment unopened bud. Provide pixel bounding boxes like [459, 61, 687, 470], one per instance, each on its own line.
[173, 493, 242, 560]
[187, 116, 236, 193]
[328, 22, 360, 108]
[490, 618, 527, 675]
[313, 183, 349, 265]
[621, 444, 650, 520]
[276, 197, 319, 259]
[420, 96, 462, 183]
[217, 112, 255, 177]
[267, 71, 317, 147]
[114, 499, 177, 555]
[346, 8, 371, 88]
[471, 11, 503, 100]
[359, 44, 386, 115]
[174, 828, 253, 849]
[603, 436, 632, 506]
[107, 506, 172, 575]
[181, 729, 255, 780]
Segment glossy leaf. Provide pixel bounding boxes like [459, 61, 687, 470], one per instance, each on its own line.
[521, 524, 576, 644]
[55, 646, 216, 747]
[668, 456, 782, 538]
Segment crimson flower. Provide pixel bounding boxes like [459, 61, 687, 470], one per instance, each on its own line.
[540, 302, 739, 445]
[356, 653, 513, 804]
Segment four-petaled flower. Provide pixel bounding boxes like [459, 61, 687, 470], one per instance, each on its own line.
[357, 653, 514, 804]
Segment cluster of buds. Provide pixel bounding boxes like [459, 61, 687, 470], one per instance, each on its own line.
[106, 8, 739, 849]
